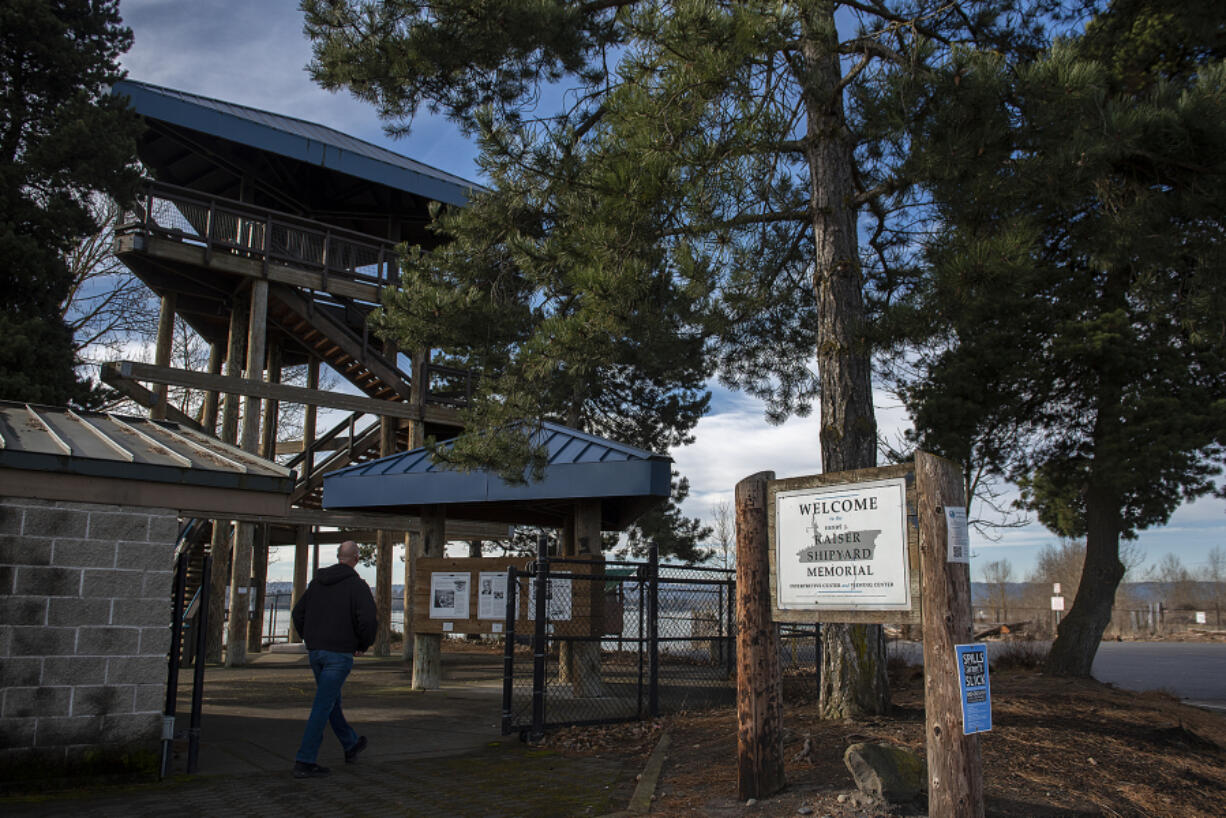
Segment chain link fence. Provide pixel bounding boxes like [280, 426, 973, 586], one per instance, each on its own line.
[502, 548, 736, 738]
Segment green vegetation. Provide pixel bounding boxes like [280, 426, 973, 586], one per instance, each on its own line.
[0, 0, 142, 406]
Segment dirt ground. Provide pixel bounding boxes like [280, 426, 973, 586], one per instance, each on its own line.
[544, 658, 1226, 817]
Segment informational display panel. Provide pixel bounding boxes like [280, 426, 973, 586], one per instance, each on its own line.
[429, 572, 471, 619]
[477, 571, 508, 620]
[411, 556, 604, 635]
[768, 463, 921, 624]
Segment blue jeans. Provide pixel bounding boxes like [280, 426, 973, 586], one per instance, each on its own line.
[295, 649, 360, 764]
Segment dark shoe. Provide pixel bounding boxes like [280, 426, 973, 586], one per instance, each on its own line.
[345, 735, 367, 763]
[293, 761, 331, 779]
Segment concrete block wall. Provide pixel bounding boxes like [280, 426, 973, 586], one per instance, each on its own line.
[0, 496, 178, 774]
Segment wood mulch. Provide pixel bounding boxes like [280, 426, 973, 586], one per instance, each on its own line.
[544, 660, 1226, 817]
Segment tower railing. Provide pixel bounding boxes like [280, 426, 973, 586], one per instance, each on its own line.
[118, 179, 400, 295]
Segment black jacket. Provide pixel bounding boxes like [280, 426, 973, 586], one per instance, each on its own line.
[292, 563, 378, 653]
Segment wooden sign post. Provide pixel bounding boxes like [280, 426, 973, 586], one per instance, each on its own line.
[735, 454, 984, 816]
[917, 451, 984, 817]
[735, 471, 786, 800]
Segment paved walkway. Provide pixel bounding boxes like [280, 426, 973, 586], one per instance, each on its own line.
[2, 649, 640, 817]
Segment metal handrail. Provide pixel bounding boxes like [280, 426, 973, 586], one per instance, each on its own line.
[117, 180, 400, 292]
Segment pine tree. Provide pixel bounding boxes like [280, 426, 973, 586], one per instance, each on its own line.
[0, 0, 141, 406]
[304, 0, 1062, 717]
[884, 8, 1226, 675]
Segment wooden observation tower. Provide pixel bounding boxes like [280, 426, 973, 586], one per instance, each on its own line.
[105, 80, 503, 663]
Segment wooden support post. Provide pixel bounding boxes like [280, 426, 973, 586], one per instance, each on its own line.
[917, 451, 983, 818]
[151, 293, 176, 420]
[292, 356, 319, 647]
[409, 348, 429, 442]
[227, 279, 268, 667]
[412, 504, 446, 690]
[201, 342, 222, 434]
[374, 339, 399, 657]
[248, 343, 281, 653]
[570, 499, 605, 697]
[206, 292, 248, 663]
[403, 530, 418, 661]
[290, 524, 309, 643]
[403, 347, 428, 663]
[303, 357, 319, 478]
[735, 470, 785, 801]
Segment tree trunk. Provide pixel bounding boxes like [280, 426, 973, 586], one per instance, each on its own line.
[1044, 483, 1124, 676]
[801, 0, 886, 719]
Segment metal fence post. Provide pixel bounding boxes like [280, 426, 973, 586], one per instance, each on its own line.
[161, 552, 188, 778]
[187, 555, 211, 774]
[726, 577, 736, 678]
[814, 622, 822, 694]
[648, 542, 659, 719]
[531, 535, 549, 740]
[502, 566, 518, 736]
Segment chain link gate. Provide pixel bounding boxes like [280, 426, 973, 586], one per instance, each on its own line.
[502, 544, 737, 740]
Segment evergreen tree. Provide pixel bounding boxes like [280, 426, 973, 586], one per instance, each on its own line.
[303, 0, 1062, 717]
[884, 8, 1226, 675]
[0, 0, 141, 406]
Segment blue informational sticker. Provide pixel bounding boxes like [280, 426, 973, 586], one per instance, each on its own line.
[955, 643, 992, 735]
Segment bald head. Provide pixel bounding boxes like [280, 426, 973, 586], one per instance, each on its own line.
[337, 540, 359, 567]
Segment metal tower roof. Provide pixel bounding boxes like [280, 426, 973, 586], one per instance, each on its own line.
[113, 79, 480, 207]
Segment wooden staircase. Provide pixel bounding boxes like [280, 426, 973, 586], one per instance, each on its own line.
[268, 284, 413, 402]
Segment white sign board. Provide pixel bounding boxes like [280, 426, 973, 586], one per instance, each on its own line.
[1050, 595, 1065, 612]
[774, 477, 911, 611]
[944, 507, 970, 563]
[477, 571, 508, 620]
[429, 572, 471, 619]
[1196, 611, 1207, 625]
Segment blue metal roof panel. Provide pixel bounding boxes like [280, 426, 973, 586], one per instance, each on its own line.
[321, 422, 672, 524]
[113, 80, 482, 207]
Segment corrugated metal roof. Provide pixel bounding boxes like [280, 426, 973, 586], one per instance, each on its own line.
[0, 401, 293, 494]
[322, 422, 672, 529]
[113, 79, 482, 207]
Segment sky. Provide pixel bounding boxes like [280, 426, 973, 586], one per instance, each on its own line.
[117, 1, 1226, 584]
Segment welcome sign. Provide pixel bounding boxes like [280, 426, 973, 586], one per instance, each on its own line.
[768, 465, 920, 624]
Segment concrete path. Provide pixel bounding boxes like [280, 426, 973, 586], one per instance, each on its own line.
[2, 649, 640, 817]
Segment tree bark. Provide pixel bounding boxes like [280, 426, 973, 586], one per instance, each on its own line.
[1044, 482, 1124, 676]
[800, 0, 886, 719]
[1046, 273, 1128, 677]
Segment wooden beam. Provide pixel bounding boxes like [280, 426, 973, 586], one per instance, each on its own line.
[99, 371, 202, 430]
[115, 232, 382, 303]
[103, 360, 430, 420]
[0, 469, 288, 519]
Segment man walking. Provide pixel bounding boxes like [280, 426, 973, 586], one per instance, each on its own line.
[291, 540, 377, 778]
